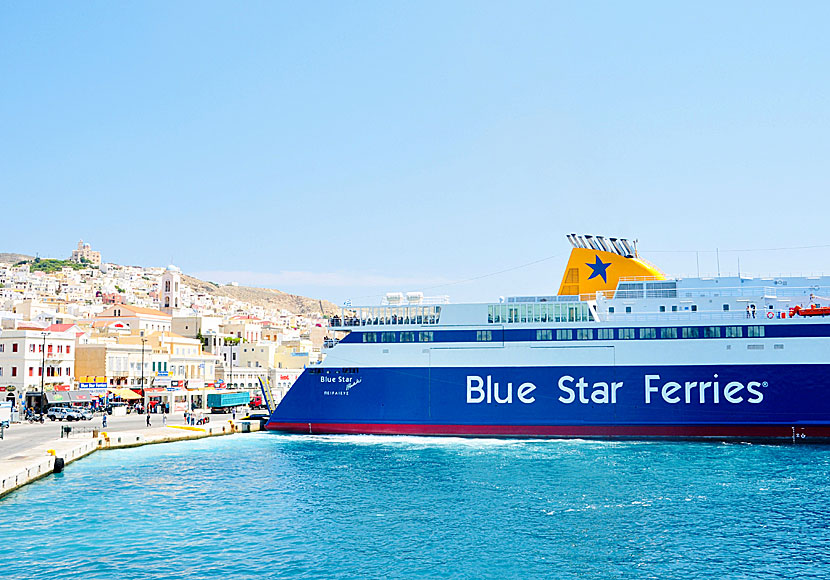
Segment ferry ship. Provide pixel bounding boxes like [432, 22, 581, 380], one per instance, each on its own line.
[265, 235, 830, 440]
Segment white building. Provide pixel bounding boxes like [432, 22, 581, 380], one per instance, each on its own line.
[93, 304, 172, 334]
[0, 326, 77, 409]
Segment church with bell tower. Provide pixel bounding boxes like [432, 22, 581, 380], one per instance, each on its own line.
[160, 264, 182, 315]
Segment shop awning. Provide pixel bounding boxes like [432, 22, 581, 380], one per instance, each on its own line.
[109, 388, 141, 400]
[45, 391, 73, 404]
[68, 391, 93, 403]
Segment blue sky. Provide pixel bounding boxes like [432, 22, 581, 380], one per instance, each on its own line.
[2, 1, 830, 305]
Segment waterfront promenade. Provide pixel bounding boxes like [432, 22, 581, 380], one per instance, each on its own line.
[0, 412, 249, 499]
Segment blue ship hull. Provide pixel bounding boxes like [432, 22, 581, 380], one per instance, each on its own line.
[266, 364, 830, 440]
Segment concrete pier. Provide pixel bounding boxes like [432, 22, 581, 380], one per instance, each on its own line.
[0, 418, 261, 499]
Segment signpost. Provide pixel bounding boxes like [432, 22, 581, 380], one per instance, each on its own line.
[0, 401, 11, 439]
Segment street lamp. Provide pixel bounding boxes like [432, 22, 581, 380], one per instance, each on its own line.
[140, 336, 147, 399]
[228, 341, 235, 389]
[40, 331, 47, 421]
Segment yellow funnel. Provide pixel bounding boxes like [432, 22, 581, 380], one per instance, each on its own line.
[558, 247, 664, 299]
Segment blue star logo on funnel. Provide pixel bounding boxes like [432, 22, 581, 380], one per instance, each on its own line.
[586, 255, 611, 283]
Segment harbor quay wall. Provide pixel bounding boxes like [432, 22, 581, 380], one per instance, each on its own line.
[0, 421, 261, 500]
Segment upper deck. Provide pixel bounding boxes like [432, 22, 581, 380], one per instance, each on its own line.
[329, 277, 830, 332]
[328, 234, 830, 331]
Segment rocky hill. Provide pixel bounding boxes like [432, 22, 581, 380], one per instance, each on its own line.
[0, 251, 339, 316]
[181, 274, 340, 316]
[0, 253, 34, 264]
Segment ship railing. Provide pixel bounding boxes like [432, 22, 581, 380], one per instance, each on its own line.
[616, 276, 665, 282]
[330, 306, 442, 329]
[323, 338, 340, 349]
[601, 311, 792, 323]
[595, 286, 826, 301]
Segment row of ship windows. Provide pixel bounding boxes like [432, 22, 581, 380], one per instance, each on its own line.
[360, 326, 766, 343]
[487, 303, 593, 323]
[364, 332, 435, 343]
[534, 325, 764, 341]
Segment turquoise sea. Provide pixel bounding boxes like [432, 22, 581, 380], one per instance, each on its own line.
[2, 434, 830, 579]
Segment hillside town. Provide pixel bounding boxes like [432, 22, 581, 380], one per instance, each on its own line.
[0, 240, 331, 420]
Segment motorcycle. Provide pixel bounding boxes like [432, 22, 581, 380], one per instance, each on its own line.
[25, 410, 44, 424]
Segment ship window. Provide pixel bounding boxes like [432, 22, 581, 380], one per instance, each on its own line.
[659, 305, 666, 312]
[534, 304, 541, 323]
[725, 326, 743, 338]
[597, 328, 613, 340]
[476, 330, 492, 342]
[381, 332, 396, 343]
[646, 281, 677, 298]
[576, 329, 593, 340]
[419, 331, 433, 342]
[617, 282, 644, 299]
[400, 332, 415, 342]
[608, 307, 615, 314]
[362, 333, 377, 343]
[556, 329, 572, 340]
[682, 327, 699, 339]
[640, 328, 657, 339]
[619, 328, 636, 339]
[747, 326, 765, 338]
[691, 305, 697, 312]
[704, 326, 721, 338]
[625, 306, 632, 313]
[488, 306, 494, 323]
[536, 329, 552, 341]
[723, 304, 730, 311]
[660, 327, 678, 339]
[671, 305, 678, 312]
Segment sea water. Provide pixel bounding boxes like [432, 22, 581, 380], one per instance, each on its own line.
[2, 434, 830, 579]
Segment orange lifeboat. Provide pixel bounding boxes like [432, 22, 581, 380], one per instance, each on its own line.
[789, 304, 830, 317]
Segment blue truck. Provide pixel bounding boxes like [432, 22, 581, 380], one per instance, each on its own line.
[206, 391, 250, 410]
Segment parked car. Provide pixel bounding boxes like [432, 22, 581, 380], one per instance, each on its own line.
[46, 406, 70, 421]
[47, 407, 86, 422]
[240, 410, 270, 426]
[76, 408, 94, 421]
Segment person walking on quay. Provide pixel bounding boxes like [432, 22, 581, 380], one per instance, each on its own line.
[162, 414, 167, 427]
[146, 414, 151, 427]
[102, 414, 107, 429]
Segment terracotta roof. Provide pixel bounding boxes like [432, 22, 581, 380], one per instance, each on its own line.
[46, 323, 75, 333]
